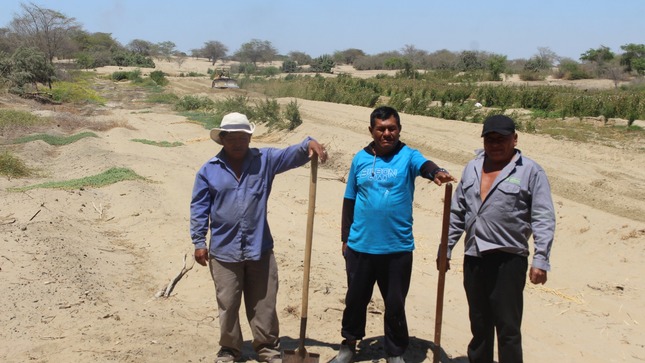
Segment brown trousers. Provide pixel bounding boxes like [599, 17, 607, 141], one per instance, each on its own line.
[209, 251, 280, 361]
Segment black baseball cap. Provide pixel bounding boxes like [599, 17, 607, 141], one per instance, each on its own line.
[481, 115, 516, 136]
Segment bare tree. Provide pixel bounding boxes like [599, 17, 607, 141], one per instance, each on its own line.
[9, 2, 80, 63]
[153, 41, 176, 61]
[175, 54, 186, 69]
[333, 48, 365, 65]
[201, 41, 228, 65]
[234, 39, 277, 65]
[287, 51, 312, 65]
[127, 39, 154, 56]
[0, 27, 20, 54]
[537, 47, 560, 68]
[603, 59, 628, 89]
[401, 44, 427, 68]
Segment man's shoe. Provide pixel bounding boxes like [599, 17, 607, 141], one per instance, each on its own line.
[329, 340, 356, 363]
[216, 347, 242, 363]
[386, 356, 404, 363]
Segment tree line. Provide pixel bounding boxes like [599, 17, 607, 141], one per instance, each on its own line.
[1, 2, 645, 96]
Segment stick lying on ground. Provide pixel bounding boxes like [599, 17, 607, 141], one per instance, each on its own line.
[155, 253, 195, 298]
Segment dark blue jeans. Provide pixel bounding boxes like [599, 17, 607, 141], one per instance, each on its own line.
[340, 247, 413, 357]
[463, 252, 528, 363]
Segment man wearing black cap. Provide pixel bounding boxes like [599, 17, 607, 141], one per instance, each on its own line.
[442, 114, 556, 363]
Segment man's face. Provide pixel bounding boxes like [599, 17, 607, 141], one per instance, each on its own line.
[369, 116, 400, 155]
[221, 132, 251, 161]
[483, 132, 517, 164]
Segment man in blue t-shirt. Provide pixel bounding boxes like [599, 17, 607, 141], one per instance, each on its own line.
[330, 106, 455, 363]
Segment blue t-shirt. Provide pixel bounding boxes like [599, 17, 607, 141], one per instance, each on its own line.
[344, 145, 427, 254]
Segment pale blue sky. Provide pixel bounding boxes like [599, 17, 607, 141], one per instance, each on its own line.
[2, 0, 643, 60]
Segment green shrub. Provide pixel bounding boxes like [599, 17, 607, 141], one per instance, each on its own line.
[0, 109, 45, 129]
[519, 70, 546, 81]
[146, 92, 179, 104]
[310, 54, 335, 73]
[237, 62, 257, 75]
[254, 98, 281, 127]
[10, 167, 145, 191]
[174, 95, 216, 111]
[110, 69, 143, 82]
[0, 151, 32, 178]
[112, 51, 155, 68]
[557, 61, 592, 80]
[51, 81, 105, 104]
[180, 111, 220, 129]
[283, 100, 302, 130]
[260, 66, 281, 77]
[130, 139, 183, 147]
[282, 59, 298, 73]
[215, 95, 253, 116]
[149, 70, 169, 86]
[12, 132, 98, 145]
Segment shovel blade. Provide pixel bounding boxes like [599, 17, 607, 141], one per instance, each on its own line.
[282, 349, 320, 363]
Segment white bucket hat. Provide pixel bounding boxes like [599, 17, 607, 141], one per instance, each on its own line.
[210, 112, 256, 144]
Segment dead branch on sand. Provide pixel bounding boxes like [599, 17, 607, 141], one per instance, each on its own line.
[92, 202, 104, 219]
[155, 253, 195, 298]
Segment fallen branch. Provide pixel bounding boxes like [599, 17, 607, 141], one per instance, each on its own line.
[155, 253, 195, 298]
[29, 209, 41, 221]
[92, 202, 103, 219]
[1, 213, 16, 225]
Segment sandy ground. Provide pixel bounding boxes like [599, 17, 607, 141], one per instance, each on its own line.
[1, 58, 644, 363]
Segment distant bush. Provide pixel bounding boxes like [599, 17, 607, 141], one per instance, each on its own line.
[112, 51, 155, 68]
[51, 81, 105, 104]
[0, 109, 45, 130]
[12, 132, 98, 145]
[283, 100, 302, 130]
[10, 167, 145, 191]
[149, 70, 169, 86]
[146, 92, 179, 104]
[215, 95, 254, 117]
[282, 59, 298, 73]
[556, 60, 592, 80]
[254, 98, 281, 127]
[260, 66, 281, 77]
[75, 50, 155, 69]
[0, 151, 33, 179]
[237, 62, 257, 75]
[131, 139, 183, 147]
[519, 70, 546, 81]
[111, 69, 142, 82]
[310, 54, 335, 73]
[179, 71, 206, 77]
[174, 95, 216, 111]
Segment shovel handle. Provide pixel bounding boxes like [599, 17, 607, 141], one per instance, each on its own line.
[433, 183, 452, 363]
[299, 154, 318, 346]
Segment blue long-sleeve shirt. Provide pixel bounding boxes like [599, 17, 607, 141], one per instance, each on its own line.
[190, 137, 312, 262]
[447, 149, 556, 271]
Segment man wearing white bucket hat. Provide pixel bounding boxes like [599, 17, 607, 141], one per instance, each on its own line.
[190, 112, 328, 363]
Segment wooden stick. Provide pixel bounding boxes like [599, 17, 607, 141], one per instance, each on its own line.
[433, 183, 452, 363]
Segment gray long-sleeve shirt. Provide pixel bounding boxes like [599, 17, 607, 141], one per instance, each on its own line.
[447, 149, 555, 271]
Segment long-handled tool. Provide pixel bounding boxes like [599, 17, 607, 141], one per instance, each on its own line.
[283, 155, 320, 363]
[433, 183, 452, 363]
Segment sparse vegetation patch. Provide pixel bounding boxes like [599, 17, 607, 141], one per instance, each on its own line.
[11, 132, 98, 145]
[9, 167, 146, 191]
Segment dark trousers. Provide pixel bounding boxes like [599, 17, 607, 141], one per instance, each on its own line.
[340, 247, 413, 357]
[463, 252, 528, 363]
